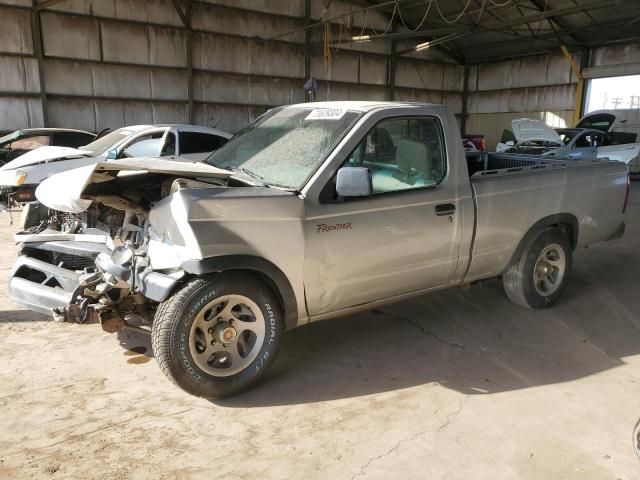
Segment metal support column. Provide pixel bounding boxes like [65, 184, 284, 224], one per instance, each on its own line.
[186, 0, 193, 123]
[387, 38, 397, 101]
[304, 0, 311, 83]
[561, 45, 588, 127]
[577, 47, 591, 122]
[172, 0, 193, 123]
[31, 0, 48, 126]
[461, 64, 470, 135]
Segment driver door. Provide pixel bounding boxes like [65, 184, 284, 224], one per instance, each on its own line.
[303, 115, 464, 317]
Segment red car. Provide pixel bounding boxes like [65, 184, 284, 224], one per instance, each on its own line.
[462, 134, 486, 151]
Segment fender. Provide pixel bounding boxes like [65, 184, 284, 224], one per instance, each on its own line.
[181, 255, 299, 330]
[500, 213, 579, 275]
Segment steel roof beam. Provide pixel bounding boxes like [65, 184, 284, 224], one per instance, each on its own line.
[346, 0, 623, 43]
[378, 0, 630, 60]
[462, 16, 640, 53]
[528, 0, 582, 43]
[479, 0, 628, 30]
[35, 0, 66, 9]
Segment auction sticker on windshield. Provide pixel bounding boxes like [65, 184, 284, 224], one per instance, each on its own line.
[305, 108, 348, 120]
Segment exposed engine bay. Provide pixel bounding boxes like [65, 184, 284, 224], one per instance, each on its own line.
[21, 172, 226, 236]
[12, 159, 236, 333]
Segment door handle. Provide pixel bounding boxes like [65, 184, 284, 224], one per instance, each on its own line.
[435, 203, 456, 216]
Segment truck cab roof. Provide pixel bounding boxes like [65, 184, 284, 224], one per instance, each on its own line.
[288, 101, 443, 113]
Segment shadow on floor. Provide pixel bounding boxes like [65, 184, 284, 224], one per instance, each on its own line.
[0, 309, 50, 323]
[5, 186, 640, 405]
[0, 308, 154, 361]
[3, 242, 639, 407]
[116, 328, 153, 358]
[217, 248, 640, 407]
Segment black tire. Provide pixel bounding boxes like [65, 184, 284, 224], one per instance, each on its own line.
[151, 272, 283, 398]
[502, 227, 572, 309]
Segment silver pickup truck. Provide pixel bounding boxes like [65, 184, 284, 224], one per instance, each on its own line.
[9, 101, 630, 398]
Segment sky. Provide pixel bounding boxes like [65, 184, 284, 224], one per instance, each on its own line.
[586, 74, 640, 112]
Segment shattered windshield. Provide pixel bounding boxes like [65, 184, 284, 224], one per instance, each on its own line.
[207, 106, 361, 189]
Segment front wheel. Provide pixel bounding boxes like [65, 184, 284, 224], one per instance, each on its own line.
[151, 272, 283, 398]
[502, 227, 573, 309]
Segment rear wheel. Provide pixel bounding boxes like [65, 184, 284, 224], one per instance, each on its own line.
[151, 272, 283, 398]
[502, 227, 572, 309]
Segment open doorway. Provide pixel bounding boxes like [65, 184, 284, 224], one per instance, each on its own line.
[585, 74, 640, 113]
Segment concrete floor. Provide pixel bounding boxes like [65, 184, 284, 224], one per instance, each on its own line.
[1, 186, 639, 480]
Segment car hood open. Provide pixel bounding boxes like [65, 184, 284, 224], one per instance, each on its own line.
[35, 158, 234, 213]
[0, 146, 93, 171]
[511, 118, 563, 145]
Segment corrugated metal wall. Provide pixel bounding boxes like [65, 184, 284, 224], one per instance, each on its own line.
[0, 0, 464, 134]
[466, 42, 640, 149]
[585, 43, 640, 78]
[466, 52, 579, 149]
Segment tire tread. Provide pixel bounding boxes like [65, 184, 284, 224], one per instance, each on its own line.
[152, 278, 212, 394]
[151, 274, 283, 398]
[502, 227, 571, 310]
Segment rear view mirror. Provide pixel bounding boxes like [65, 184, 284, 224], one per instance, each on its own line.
[106, 149, 117, 160]
[336, 167, 372, 198]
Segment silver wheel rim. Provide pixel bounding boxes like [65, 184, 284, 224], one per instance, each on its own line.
[533, 243, 566, 297]
[188, 294, 265, 377]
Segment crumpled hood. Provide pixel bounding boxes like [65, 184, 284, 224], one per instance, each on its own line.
[0, 146, 92, 171]
[511, 118, 563, 145]
[35, 157, 234, 213]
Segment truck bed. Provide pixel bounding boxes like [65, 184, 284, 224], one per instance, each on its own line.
[463, 151, 628, 283]
[466, 151, 572, 177]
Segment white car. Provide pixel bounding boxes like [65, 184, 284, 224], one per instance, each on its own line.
[496, 118, 640, 172]
[577, 109, 640, 144]
[0, 124, 231, 206]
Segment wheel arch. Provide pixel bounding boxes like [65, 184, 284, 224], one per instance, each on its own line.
[501, 213, 578, 275]
[180, 255, 299, 330]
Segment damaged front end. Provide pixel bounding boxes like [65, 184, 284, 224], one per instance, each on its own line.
[9, 158, 233, 333]
[10, 238, 167, 333]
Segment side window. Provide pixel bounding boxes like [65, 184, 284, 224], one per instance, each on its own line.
[120, 132, 165, 158]
[344, 116, 446, 195]
[52, 132, 94, 148]
[576, 113, 615, 131]
[178, 132, 228, 154]
[9, 135, 50, 150]
[574, 133, 592, 148]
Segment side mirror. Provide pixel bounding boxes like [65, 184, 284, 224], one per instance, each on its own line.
[336, 167, 372, 198]
[106, 149, 118, 160]
[506, 140, 515, 146]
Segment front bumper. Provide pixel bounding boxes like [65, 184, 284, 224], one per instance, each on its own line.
[10, 256, 80, 315]
[9, 240, 184, 319]
[9, 241, 105, 315]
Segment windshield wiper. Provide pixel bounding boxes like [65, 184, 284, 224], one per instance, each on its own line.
[232, 167, 270, 187]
